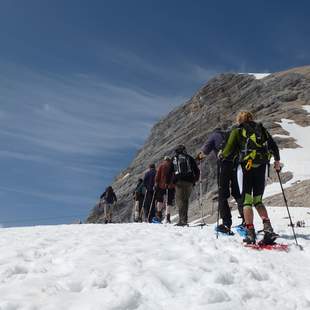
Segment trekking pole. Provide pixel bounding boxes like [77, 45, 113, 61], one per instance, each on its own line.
[147, 190, 157, 223]
[276, 170, 302, 250]
[216, 161, 221, 239]
[139, 189, 148, 222]
[199, 160, 206, 228]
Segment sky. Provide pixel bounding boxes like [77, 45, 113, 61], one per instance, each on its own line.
[0, 0, 310, 227]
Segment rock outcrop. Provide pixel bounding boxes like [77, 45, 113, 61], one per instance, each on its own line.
[86, 66, 310, 223]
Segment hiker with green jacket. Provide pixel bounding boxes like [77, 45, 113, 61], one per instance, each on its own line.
[220, 111, 281, 245]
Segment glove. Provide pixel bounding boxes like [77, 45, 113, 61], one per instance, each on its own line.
[274, 161, 282, 172]
[196, 152, 206, 161]
[217, 150, 224, 161]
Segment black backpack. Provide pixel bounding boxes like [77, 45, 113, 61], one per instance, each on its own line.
[173, 153, 193, 178]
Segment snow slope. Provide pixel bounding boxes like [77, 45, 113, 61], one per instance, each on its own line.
[264, 106, 310, 197]
[1, 207, 310, 310]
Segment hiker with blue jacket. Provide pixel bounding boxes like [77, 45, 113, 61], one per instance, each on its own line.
[200, 126, 244, 235]
[143, 164, 157, 222]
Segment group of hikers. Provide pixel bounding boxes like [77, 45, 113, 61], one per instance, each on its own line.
[99, 111, 281, 245]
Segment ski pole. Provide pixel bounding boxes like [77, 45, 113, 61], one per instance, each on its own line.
[199, 160, 206, 228]
[216, 161, 221, 239]
[276, 170, 302, 249]
[139, 189, 148, 222]
[147, 189, 157, 223]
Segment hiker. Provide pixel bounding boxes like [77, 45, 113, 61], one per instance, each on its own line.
[220, 111, 281, 244]
[143, 163, 157, 222]
[100, 186, 117, 223]
[200, 125, 244, 235]
[169, 145, 200, 226]
[155, 156, 175, 223]
[133, 178, 145, 222]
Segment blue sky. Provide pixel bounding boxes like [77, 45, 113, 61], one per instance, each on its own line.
[0, 0, 309, 227]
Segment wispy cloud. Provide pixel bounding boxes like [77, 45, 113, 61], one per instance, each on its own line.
[0, 62, 185, 157]
[0, 184, 93, 205]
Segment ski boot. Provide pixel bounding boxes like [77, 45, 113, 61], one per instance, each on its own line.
[216, 224, 235, 235]
[243, 225, 256, 244]
[260, 219, 279, 245]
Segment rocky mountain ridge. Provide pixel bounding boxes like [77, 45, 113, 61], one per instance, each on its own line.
[86, 66, 310, 224]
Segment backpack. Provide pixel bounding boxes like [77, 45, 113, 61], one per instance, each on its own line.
[217, 129, 230, 153]
[173, 153, 193, 178]
[239, 122, 271, 168]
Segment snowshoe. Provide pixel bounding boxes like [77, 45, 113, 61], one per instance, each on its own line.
[215, 224, 234, 235]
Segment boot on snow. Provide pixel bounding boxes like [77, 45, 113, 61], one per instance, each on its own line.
[260, 219, 279, 245]
[216, 224, 234, 235]
[243, 226, 256, 244]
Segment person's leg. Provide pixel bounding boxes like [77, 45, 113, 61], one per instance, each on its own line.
[175, 183, 184, 224]
[143, 191, 152, 222]
[182, 181, 193, 224]
[242, 167, 256, 243]
[165, 188, 174, 223]
[218, 161, 233, 228]
[156, 189, 164, 220]
[253, 164, 277, 244]
[134, 200, 140, 222]
[253, 164, 269, 219]
[231, 164, 244, 223]
[175, 181, 190, 225]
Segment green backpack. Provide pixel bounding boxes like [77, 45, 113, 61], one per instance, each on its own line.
[239, 122, 271, 169]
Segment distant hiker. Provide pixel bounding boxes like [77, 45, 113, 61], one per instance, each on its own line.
[100, 186, 117, 224]
[220, 111, 281, 244]
[133, 178, 145, 222]
[155, 156, 175, 223]
[143, 163, 157, 222]
[200, 126, 244, 235]
[169, 145, 200, 226]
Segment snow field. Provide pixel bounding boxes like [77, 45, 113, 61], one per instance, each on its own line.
[1, 207, 310, 310]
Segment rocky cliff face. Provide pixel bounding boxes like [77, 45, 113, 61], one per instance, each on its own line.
[86, 66, 310, 224]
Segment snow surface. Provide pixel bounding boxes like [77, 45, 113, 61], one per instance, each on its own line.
[303, 105, 310, 113]
[1, 207, 310, 310]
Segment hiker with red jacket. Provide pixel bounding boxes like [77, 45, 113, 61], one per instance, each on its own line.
[155, 156, 175, 223]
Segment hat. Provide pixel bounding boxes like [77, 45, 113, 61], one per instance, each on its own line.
[175, 144, 186, 154]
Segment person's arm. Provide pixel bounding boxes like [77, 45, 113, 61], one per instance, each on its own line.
[100, 192, 105, 199]
[202, 134, 215, 155]
[221, 128, 239, 159]
[166, 161, 174, 185]
[113, 193, 117, 202]
[190, 156, 200, 182]
[265, 129, 281, 171]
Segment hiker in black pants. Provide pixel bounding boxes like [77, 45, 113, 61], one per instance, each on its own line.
[200, 126, 244, 235]
[143, 163, 156, 222]
[221, 111, 281, 244]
